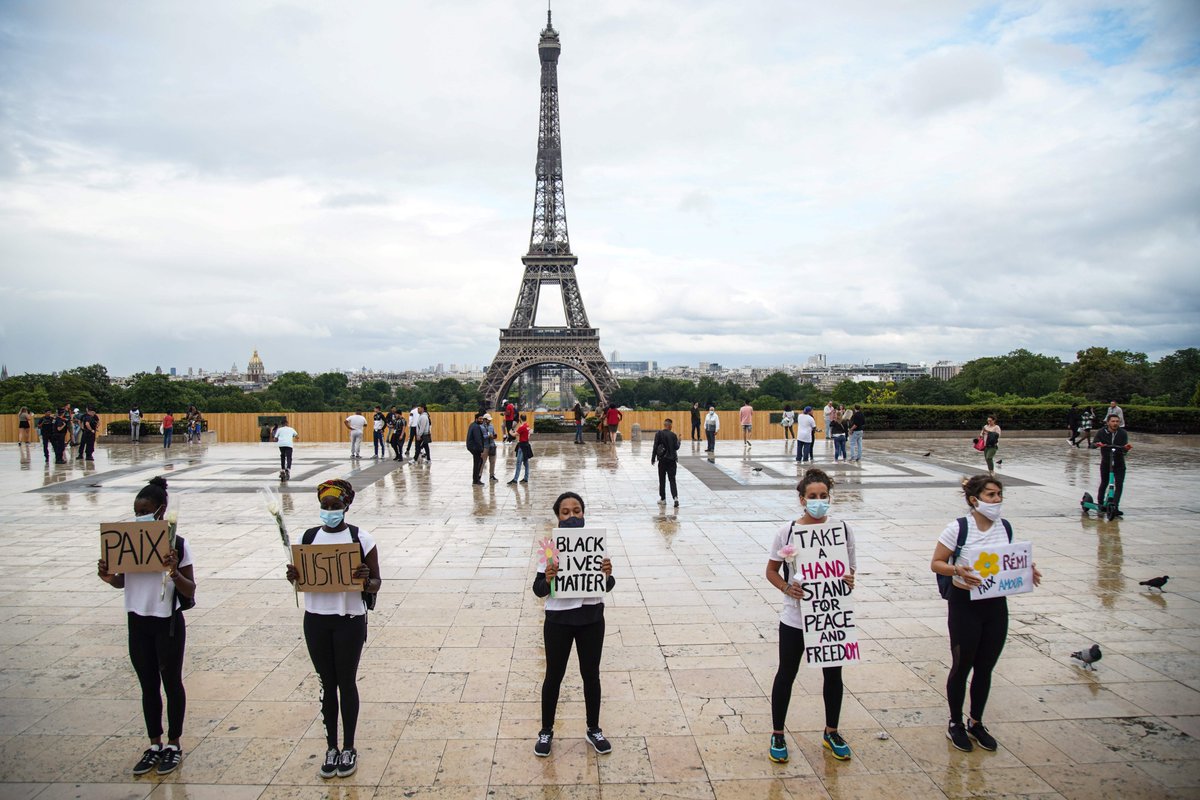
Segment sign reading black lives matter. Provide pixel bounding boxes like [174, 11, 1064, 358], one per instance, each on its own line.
[550, 528, 607, 599]
[788, 522, 861, 668]
[100, 521, 171, 574]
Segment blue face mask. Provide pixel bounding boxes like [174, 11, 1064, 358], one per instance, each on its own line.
[558, 516, 585, 528]
[320, 509, 345, 528]
[805, 499, 831, 519]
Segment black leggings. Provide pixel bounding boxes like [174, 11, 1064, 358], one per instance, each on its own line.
[771, 621, 843, 731]
[128, 612, 187, 741]
[303, 612, 367, 749]
[946, 597, 1008, 724]
[542, 617, 604, 731]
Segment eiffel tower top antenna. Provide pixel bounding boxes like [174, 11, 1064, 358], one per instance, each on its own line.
[530, 0, 568, 256]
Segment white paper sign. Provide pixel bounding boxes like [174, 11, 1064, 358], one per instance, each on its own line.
[964, 540, 1034, 600]
[551, 528, 607, 599]
[781, 523, 860, 668]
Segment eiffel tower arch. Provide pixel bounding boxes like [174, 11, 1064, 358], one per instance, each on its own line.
[481, 8, 618, 410]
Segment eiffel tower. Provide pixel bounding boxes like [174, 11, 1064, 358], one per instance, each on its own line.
[480, 8, 618, 409]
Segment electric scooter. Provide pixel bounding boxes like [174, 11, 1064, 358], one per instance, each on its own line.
[1080, 443, 1129, 521]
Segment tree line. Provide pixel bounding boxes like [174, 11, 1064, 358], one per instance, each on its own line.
[1, 347, 1196, 414]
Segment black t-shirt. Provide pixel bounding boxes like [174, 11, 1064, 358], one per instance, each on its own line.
[82, 413, 100, 433]
[851, 411, 866, 430]
[39, 415, 55, 435]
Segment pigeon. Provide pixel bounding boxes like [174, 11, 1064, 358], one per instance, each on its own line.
[1070, 644, 1102, 670]
[922, 452, 931, 457]
[1139, 576, 1170, 591]
[996, 459, 1004, 466]
[752, 467, 763, 473]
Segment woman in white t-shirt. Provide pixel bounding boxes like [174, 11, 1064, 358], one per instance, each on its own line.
[286, 479, 381, 780]
[765, 468, 856, 764]
[97, 476, 195, 777]
[931, 475, 1041, 754]
[781, 405, 795, 441]
[531, 492, 615, 758]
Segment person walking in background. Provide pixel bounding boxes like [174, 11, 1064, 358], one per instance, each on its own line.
[573, 402, 585, 444]
[387, 407, 406, 461]
[129, 406, 142, 443]
[1107, 400, 1125, 428]
[405, 405, 421, 457]
[509, 414, 532, 484]
[931, 475, 1041, 753]
[412, 405, 432, 462]
[739, 399, 754, 450]
[52, 409, 69, 463]
[651, 418, 681, 507]
[848, 405, 865, 462]
[504, 401, 517, 443]
[690, 402, 702, 442]
[343, 410, 366, 458]
[38, 410, 55, 462]
[467, 411, 487, 485]
[704, 406, 720, 453]
[80, 405, 99, 461]
[979, 415, 1002, 475]
[823, 401, 835, 441]
[603, 403, 622, 444]
[781, 405, 795, 441]
[483, 413, 499, 481]
[794, 406, 816, 463]
[371, 406, 386, 459]
[161, 412, 174, 449]
[274, 418, 298, 479]
[17, 406, 32, 447]
[1066, 404, 1081, 446]
[1077, 407, 1095, 448]
[1092, 415, 1131, 516]
[830, 412, 848, 461]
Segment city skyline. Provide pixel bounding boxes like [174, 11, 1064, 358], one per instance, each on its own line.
[2, 1, 1198, 376]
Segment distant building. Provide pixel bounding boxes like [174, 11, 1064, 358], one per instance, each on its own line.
[931, 361, 962, 381]
[247, 350, 266, 384]
[609, 360, 657, 375]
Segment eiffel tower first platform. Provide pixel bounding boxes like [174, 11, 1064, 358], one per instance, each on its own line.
[480, 9, 618, 410]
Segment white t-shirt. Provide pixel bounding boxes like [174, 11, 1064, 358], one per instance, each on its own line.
[302, 526, 376, 616]
[771, 519, 857, 630]
[938, 515, 1011, 590]
[274, 426, 298, 447]
[373, 413, 385, 432]
[796, 415, 817, 442]
[124, 538, 194, 618]
[345, 414, 367, 433]
[129, 409, 141, 423]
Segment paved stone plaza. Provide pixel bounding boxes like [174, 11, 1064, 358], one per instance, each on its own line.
[1, 435, 1198, 800]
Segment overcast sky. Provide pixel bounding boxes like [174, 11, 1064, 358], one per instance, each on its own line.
[2, 0, 1198, 377]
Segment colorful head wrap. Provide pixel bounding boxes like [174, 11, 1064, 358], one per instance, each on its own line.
[317, 479, 355, 506]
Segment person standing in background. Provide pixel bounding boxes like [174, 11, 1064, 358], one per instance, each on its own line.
[80, 405, 100, 462]
[412, 405, 432, 462]
[704, 406, 720, 454]
[651, 418, 681, 507]
[38, 410, 55, 462]
[781, 405, 795, 442]
[1107, 400, 1125, 428]
[343, 410, 366, 459]
[482, 413, 499, 481]
[794, 406, 816, 463]
[161, 412, 174, 449]
[273, 418, 299, 479]
[387, 407, 406, 462]
[823, 401, 835, 441]
[739, 399, 754, 450]
[129, 406, 142, 443]
[573, 402, 585, 445]
[17, 406, 32, 446]
[848, 405, 866, 462]
[466, 412, 487, 485]
[690, 402, 702, 442]
[371, 406, 386, 459]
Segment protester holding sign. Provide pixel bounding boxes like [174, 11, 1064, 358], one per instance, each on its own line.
[96, 476, 195, 777]
[930, 475, 1041, 754]
[765, 468, 858, 764]
[531, 492, 615, 758]
[285, 479, 381, 780]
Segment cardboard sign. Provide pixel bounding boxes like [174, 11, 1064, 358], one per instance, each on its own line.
[550, 528, 607, 599]
[291, 543, 363, 593]
[964, 540, 1034, 600]
[100, 521, 172, 574]
[783, 523, 860, 668]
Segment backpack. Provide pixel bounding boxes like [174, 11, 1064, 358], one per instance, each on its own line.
[171, 536, 196, 613]
[938, 517, 1012, 599]
[302, 524, 377, 611]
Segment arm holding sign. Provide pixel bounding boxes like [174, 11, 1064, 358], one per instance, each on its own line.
[97, 558, 126, 589]
[931, 541, 982, 588]
[534, 558, 614, 597]
[161, 546, 196, 600]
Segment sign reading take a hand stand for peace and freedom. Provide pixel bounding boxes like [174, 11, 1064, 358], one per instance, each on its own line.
[778, 522, 861, 669]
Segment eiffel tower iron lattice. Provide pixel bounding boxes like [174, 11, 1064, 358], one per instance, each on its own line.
[480, 8, 618, 410]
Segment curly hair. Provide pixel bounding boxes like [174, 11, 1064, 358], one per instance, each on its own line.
[797, 468, 834, 496]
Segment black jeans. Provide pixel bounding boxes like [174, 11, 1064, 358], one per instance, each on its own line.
[81, 431, 96, 459]
[373, 430, 385, 456]
[946, 596, 1007, 724]
[303, 612, 367, 749]
[771, 621, 843, 730]
[1098, 454, 1126, 509]
[279, 446, 293, 471]
[705, 428, 716, 452]
[390, 431, 404, 459]
[542, 617, 605, 731]
[657, 459, 678, 499]
[128, 612, 187, 741]
[415, 435, 431, 461]
[470, 450, 484, 482]
[691, 420, 701, 441]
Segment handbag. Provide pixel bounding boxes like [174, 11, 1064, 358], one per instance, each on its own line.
[973, 436, 986, 452]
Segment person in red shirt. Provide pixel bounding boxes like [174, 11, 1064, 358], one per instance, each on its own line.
[604, 404, 622, 444]
[504, 402, 517, 442]
[161, 413, 175, 449]
[508, 415, 532, 483]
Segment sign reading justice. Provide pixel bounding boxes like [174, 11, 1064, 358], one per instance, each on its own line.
[783, 522, 861, 669]
[100, 521, 171, 574]
[290, 543, 363, 592]
[549, 528, 607, 599]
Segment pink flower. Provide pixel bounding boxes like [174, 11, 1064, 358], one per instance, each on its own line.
[537, 537, 559, 569]
[778, 544, 797, 561]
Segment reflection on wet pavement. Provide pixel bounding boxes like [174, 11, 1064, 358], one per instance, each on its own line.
[1, 434, 1197, 798]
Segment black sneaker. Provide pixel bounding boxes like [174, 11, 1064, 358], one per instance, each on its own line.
[155, 744, 182, 775]
[586, 727, 612, 754]
[534, 730, 553, 757]
[319, 747, 340, 779]
[132, 745, 162, 775]
[947, 722, 973, 752]
[967, 721, 997, 751]
[337, 747, 357, 777]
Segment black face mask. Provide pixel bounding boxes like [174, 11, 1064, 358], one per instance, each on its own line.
[558, 516, 585, 528]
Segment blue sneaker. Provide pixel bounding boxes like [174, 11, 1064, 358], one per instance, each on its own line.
[768, 733, 788, 763]
[823, 730, 852, 760]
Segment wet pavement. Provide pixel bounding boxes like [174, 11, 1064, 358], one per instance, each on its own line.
[1, 434, 1198, 799]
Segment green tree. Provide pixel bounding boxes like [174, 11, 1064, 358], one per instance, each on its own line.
[1059, 347, 1152, 402]
[896, 377, 968, 405]
[752, 394, 781, 409]
[866, 382, 898, 404]
[831, 380, 872, 405]
[954, 349, 1063, 397]
[128, 374, 186, 412]
[1152, 348, 1200, 405]
[756, 372, 801, 403]
[314, 372, 349, 404]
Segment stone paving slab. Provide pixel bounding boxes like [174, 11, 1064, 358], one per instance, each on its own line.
[1, 435, 1198, 799]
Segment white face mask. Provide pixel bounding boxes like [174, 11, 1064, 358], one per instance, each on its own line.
[134, 512, 157, 522]
[973, 500, 1003, 521]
